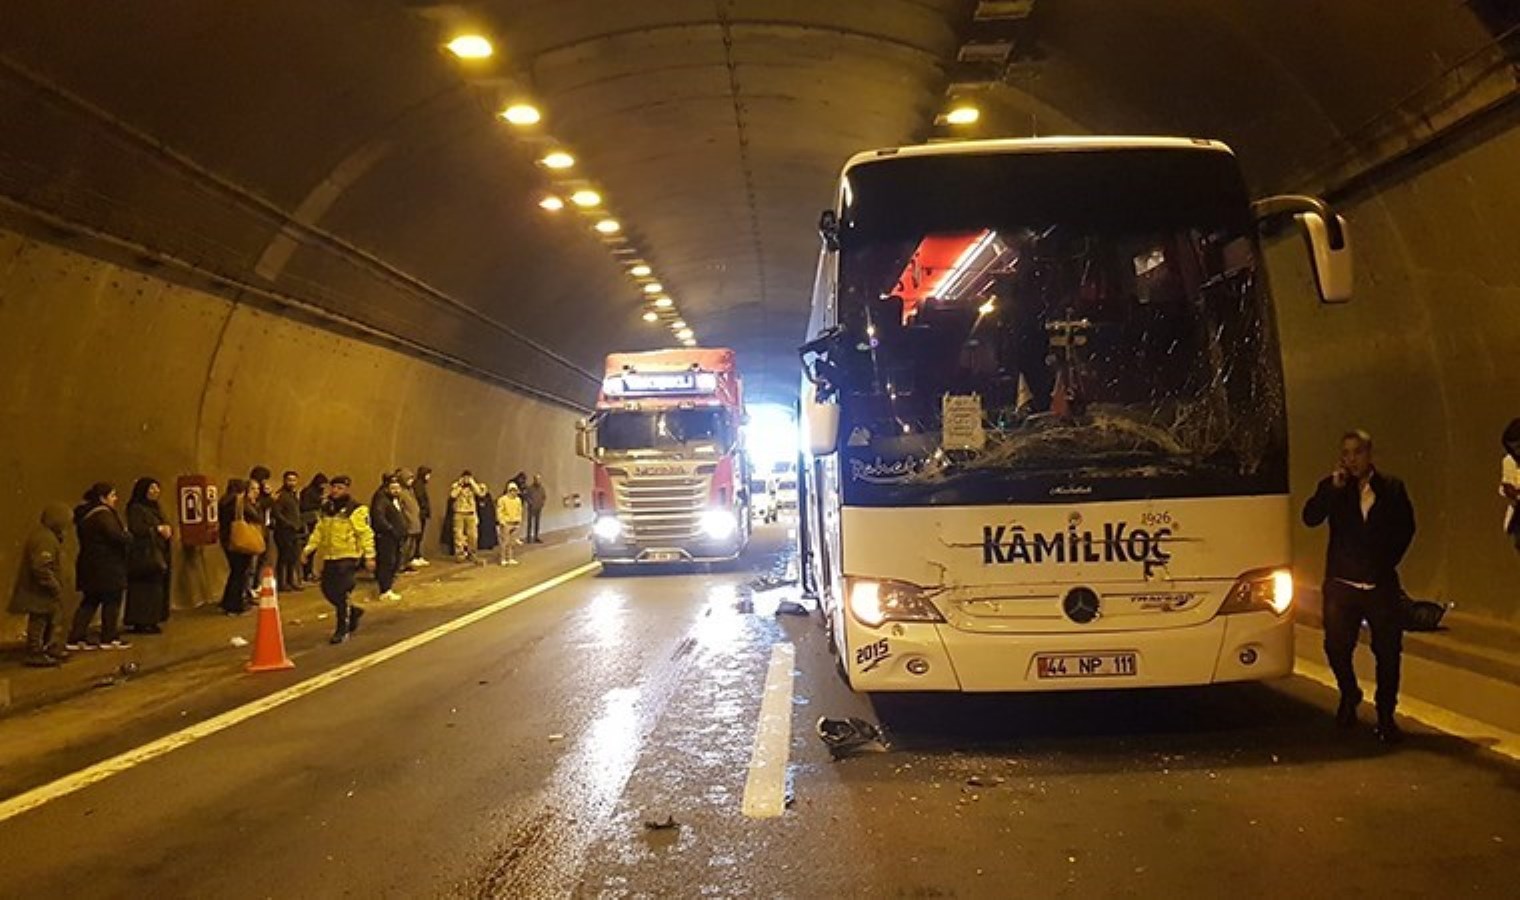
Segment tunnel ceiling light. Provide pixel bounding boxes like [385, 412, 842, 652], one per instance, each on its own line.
[642, 282, 664, 294]
[681, 337, 697, 347]
[570, 189, 602, 208]
[629, 263, 653, 278]
[540, 151, 575, 169]
[945, 105, 980, 125]
[446, 35, 494, 59]
[538, 195, 565, 211]
[594, 218, 621, 234]
[677, 328, 695, 340]
[500, 103, 541, 126]
[671, 319, 687, 329]
[654, 296, 674, 309]
[642, 311, 659, 323]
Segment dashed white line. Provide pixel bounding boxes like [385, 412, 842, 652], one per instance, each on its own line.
[741, 642, 796, 818]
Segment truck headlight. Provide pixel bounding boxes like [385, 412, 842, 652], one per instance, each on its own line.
[700, 509, 738, 540]
[846, 578, 944, 628]
[1219, 568, 1294, 616]
[592, 516, 623, 541]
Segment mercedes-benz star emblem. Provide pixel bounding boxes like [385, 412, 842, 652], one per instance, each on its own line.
[1063, 587, 1101, 624]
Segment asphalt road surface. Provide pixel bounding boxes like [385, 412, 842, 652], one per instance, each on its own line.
[1, 524, 1516, 898]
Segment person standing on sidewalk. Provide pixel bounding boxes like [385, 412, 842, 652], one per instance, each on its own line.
[414, 466, 433, 565]
[9, 503, 73, 667]
[272, 470, 306, 593]
[370, 474, 408, 601]
[123, 477, 173, 635]
[449, 471, 487, 562]
[525, 474, 547, 544]
[298, 473, 328, 582]
[218, 479, 262, 616]
[396, 468, 425, 570]
[496, 482, 524, 566]
[1501, 418, 1520, 553]
[1302, 430, 1417, 744]
[67, 482, 132, 650]
[302, 475, 374, 644]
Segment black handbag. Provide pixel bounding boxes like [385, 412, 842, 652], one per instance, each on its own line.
[1399, 594, 1450, 632]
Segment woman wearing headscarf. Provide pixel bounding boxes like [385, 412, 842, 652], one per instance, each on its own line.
[218, 478, 262, 615]
[124, 477, 174, 634]
[66, 482, 132, 650]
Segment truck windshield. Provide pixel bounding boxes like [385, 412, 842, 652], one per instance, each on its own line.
[834, 147, 1287, 506]
[598, 408, 735, 454]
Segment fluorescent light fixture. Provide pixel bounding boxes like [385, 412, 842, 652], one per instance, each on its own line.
[630, 264, 652, 278]
[538, 196, 564, 211]
[643, 282, 663, 294]
[671, 320, 686, 329]
[446, 35, 494, 59]
[642, 311, 659, 322]
[594, 218, 621, 234]
[677, 328, 694, 340]
[654, 297, 674, 309]
[570, 190, 601, 208]
[945, 105, 980, 125]
[540, 151, 575, 169]
[500, 104, 541, 125]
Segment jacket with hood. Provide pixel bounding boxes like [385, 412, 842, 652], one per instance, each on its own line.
[9, 504, 71, 615]
[415, 468, 433, 521]
[397, 469, 423, 536]
[497, 489, 524, 525]
[75, 500, 131, 594]
[304, 497, 376, 562]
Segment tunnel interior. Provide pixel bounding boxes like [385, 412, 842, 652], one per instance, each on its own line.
[2, 1, 1519, 625]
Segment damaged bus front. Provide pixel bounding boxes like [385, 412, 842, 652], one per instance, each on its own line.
[798, 138, 1353, 692]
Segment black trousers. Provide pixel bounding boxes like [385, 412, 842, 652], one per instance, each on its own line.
[1322, 579, 1403, 714]
[375, 534, 401, 593]
[68, 591, 122, 644]
[26, 612, 56, 654]
[321, 559, 359, 635]
[222, 552, 254, 613]
[527, 508, 543, 542]
[274, 528, 303, 590]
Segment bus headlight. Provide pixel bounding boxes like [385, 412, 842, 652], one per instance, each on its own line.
[846, 578, 944, 628]
[592, 516, 623, 542]
[700, 509, 738, 540]
[1220, 568, 1294, 616]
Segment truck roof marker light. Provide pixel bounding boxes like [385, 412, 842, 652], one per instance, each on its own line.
[642, 311, 659, 323]
[630, 263, 652, 277]
[594, 219, 621, 234]
[643, 282, 663, 294]
[446, 35, 494, 59]
[654, 297, 674, 309]
[539, 195, 564, 211]
[541, 151, 575, 169]
[571, 189, 601, 208]
[500, 103, 541, 125]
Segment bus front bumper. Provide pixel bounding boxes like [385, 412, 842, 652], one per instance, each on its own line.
[845, 610, 1293, 692]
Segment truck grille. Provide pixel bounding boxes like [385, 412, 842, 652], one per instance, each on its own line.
[614, 474, 709, 542]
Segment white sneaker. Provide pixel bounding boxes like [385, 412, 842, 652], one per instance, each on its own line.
[507, 559, 520, 566]
[411, 558, 429, 568]
[382, 590, 402, 602]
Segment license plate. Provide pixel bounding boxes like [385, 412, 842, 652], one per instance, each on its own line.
[646, 551, 683, 562]
[1035, 652, 1138, 679]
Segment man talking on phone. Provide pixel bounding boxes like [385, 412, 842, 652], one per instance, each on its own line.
[1302, 430, 1416, 744]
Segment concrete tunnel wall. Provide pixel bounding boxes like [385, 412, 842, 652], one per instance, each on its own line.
[1269, 121, 1520, 623]
[0, 225, 594, 640]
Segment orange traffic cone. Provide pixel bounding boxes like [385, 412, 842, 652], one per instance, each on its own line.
[247, 567, 295, 673]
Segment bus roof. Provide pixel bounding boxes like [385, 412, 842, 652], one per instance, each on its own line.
[841, 136, 1235, 175]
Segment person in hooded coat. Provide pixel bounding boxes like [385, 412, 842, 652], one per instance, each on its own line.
[67, 482, 132, 650]
[395, 468, 424, 570]
[477, 484, 499, 553]
[1501, 418, 1520, 553]
[414, 466, 433, 563]
[9, 503, 73, 666]
[298, 473, 329, 582]
[124, 477, 173, 634]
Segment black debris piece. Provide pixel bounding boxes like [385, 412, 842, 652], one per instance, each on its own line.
[816, 716, 888, 759]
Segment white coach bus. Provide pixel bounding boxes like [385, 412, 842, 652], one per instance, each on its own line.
[798, 137, 1352, 692]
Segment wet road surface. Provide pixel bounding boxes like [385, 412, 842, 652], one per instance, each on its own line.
[0, 524, 1517, 898]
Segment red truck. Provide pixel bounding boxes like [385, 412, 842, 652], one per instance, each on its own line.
[576, 348, 751, 568]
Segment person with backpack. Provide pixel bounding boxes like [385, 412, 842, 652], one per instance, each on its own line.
[302, 475, 375, 644]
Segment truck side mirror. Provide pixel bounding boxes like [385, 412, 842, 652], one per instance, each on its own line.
[574, 419, 594, 460]
[803, 388, 840, 457]
[1251, 194, 1353, 304]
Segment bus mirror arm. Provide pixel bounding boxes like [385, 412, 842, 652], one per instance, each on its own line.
[1252, 195, 1354, 304]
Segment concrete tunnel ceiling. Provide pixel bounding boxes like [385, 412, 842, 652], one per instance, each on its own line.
[1, 1, 1517, 409]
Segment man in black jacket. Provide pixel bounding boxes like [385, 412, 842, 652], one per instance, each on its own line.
[1302, 430, 1416, 743]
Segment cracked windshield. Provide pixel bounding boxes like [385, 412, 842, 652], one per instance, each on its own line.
[836, 150, 1288, 506]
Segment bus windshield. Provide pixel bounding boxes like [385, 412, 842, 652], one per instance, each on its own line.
[834, 147, 1287, 506]
[597, 408, 735, 455]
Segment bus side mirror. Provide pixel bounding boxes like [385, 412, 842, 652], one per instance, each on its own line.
[1252, 194, 1353, 304]
[1296, 211, 1353, 304]
[574, 419, 594, 460]
[803, 388, 840, 457]
[818, 209, 840, 252]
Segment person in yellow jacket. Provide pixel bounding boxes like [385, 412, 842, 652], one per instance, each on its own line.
[301, 475, 375, 644]
[496, 482, 524, 567]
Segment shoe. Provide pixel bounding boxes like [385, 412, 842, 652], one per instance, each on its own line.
[45, 645, 70, 661]
[411, 558, 430, 568]
[102, 639, 133, 650]
[1335, 691, 1362, 728]
[24, 653, 61, 668]
[64, 642, 97, 652]
[329, 631, 349, 645]
[348, 606, 365, 635]
[499, 559, 509, 567]
[381, 591, 402, 602]
[507, 559, 520, 566]
[1375, 715, 1403, 745]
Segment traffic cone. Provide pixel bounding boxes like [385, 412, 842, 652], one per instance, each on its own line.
[247, 567, 295, 673]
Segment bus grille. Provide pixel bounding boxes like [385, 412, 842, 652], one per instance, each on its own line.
[614, 474, 709, 542]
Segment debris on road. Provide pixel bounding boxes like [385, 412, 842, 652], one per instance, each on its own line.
[229, 636, 249, 648]
[966, 775, 1004, 788]
[816, 716, 888, 759]
[643, 815, 679, 830]
[775, 600, 809, 617]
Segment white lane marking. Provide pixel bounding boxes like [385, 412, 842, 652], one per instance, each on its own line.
[0, 561, 601, 825]
[741, 642, 795, 819]
[1294, 658, 1520, 762]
